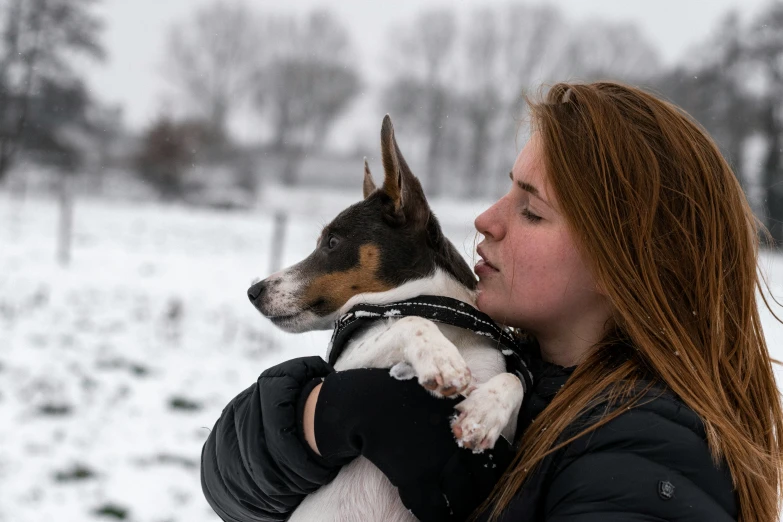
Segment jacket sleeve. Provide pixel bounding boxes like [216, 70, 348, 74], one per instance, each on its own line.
[200, 356, 348, 522]
[543, 404, 737, 522]
[315, 368, 515, 521]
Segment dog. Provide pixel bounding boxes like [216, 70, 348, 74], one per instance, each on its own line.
[247, 115, 525, 522]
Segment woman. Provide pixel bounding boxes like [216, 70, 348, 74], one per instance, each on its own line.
[201, 82, 783, 521]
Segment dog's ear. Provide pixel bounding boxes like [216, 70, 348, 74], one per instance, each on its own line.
[363, 158, 377, 199]
[380, 115, 429, 226]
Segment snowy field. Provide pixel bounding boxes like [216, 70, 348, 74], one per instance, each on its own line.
[2, 191, 783, 522]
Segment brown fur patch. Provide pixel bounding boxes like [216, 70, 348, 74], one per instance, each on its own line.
[302, 244, 392, 313]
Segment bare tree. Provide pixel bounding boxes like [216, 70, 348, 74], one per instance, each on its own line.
[557, 21, 661, 80]
[0, 0, 104, 268]
[484, 5, 661, 195]
[249, 9, 360, 272]
[261, 59, 358, 153]
[743, 3, 783, 244]
[654, 13, 757, 186]
[453, 8, 504, 197]
[380, 5, 663, 198]
[163, 1, 260, 139]
[464, 4, 571, 197]
[0, 0, 103, 182]
[383, 9, 457, 196]
[253, 10, 359, 184]
[496, 5, 569, 89]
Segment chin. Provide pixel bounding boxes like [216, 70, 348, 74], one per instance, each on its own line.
[476, 295, 522, 329]
[475, 293, 499, 320]
[266, 310, 336, 333]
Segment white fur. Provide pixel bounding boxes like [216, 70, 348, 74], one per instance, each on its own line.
[263, 268, 305, 311]
[287, 268, 524, 522]
[255, 266, 337, 332]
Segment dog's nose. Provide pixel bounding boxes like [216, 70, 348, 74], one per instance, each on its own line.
[248, 280, 267, 302]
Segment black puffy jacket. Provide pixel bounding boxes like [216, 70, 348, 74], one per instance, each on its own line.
[201, 355, 737, 521]
[482, 356, 737, 521]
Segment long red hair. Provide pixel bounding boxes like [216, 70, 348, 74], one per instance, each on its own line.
[482, 82, 783, 522]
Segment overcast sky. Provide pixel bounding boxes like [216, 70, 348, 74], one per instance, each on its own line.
[83, 0, 772, 143]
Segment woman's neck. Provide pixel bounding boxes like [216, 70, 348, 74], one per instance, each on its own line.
[536, 303, 613, 367]
[539, 335, 595, 367]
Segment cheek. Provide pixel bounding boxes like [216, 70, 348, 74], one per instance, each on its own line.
[507, 235, 587, 302]
[476, 224, 596, 322]
[507, 236, 560, 280]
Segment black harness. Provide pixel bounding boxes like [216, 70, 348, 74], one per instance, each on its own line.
[327, 295, 534, 393]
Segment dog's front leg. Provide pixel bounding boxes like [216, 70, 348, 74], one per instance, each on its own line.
[352, 316, 473, 398]
[450, 373, 524, 453]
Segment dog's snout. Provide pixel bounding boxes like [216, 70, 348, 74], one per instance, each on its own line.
[248, 280, 267, 302]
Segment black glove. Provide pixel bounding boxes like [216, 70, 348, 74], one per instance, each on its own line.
[201, 356, 343, 522]
[315, 368, 515, 521]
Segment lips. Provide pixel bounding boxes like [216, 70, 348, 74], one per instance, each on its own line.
[475, 246, 499, 275]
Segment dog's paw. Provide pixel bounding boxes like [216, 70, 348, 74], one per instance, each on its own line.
[417, 356, 472, 398]
[409, 340, 472, 398]
[395, 317, 473, 398]
[451, 373, 524, 453]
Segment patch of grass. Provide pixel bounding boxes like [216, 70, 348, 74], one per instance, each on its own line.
[134, 453, 198, 470]
[96, 358, 150, 377]
[129, 364, 149, 377]
[54, 463, 96, 482]
[155, 453, 198, 469]
[38, 403, 72, 416]
[93, 504, 128, 519]
[168, 396, 202, 412]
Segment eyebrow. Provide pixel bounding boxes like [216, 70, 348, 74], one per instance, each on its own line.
[509, 171, 551, 207]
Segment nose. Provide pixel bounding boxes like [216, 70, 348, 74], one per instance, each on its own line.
[248, 280, 267, 302]
[474, 197, 506, 241]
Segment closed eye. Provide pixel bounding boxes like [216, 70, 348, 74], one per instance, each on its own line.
[521, 208, 542, 223]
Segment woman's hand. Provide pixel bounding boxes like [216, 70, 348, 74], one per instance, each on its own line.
[311, 368, 515, 521]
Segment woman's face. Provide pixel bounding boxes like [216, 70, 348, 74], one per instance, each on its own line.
[474, 134, 608, 339]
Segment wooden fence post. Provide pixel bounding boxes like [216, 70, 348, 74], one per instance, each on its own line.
[269, 209, 288, 273]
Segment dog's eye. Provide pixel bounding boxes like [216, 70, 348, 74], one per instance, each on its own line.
[327, 235, 339, 249]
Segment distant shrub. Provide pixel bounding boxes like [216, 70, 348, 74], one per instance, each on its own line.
[135, 117, 223, 200]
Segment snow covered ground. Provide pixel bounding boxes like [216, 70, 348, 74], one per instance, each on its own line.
[1, 191, 782, 521]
